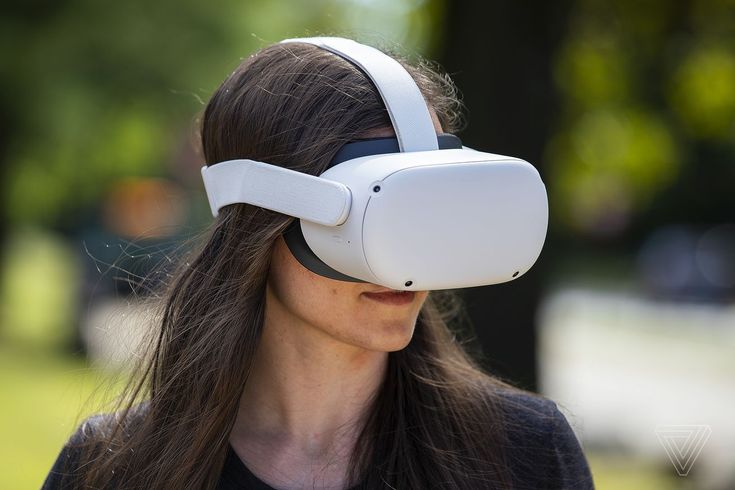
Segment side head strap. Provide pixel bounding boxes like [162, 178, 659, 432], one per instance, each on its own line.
[201, 160, 352, 224]
[279, 37, 439, 152]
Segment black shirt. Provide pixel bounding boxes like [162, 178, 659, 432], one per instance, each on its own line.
[42, 391, 595, 489]
[218, 443, 364, 490]
[218, 444, 284, 490]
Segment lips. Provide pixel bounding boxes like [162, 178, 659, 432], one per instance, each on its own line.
[367, 287, 401, 294]
[362, 290, 416, 305]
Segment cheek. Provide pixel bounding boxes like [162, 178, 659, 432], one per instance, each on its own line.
[297, 281, 359, 330]
[269, 247, 356, 323]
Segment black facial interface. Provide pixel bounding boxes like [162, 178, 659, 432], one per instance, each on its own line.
[283, 219, 366, 282]
[283, 133, 463, 282]
[328, 133, 463, 169]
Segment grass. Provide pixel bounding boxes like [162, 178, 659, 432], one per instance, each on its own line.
[586, 452, 696, 490]
[0, 341, 128, 490]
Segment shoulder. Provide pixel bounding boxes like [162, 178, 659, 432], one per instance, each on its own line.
[41, 414, 106, 489]
[41, 403, 149, 489]
[492, 388, 596, 489]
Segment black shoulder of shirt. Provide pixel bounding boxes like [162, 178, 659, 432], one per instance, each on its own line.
[42, 392, 595, 489]
[493, 389, 596, 489]
[40, 412, 110, 490]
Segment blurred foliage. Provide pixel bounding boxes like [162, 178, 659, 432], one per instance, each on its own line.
[0, 0, 438, 229]
[669, 44, 735, 139]
[548, 108, 679, 236]
[0, 228, 80, 348]
[547, 0, 735, 239]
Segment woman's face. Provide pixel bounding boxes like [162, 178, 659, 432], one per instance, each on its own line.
[266, 235, 429, 352]
[265, 116, 442, 353]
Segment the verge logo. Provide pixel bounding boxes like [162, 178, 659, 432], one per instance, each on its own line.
[655, 425, 712, 476]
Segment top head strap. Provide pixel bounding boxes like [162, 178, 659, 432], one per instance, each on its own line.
[279, 37, 439, 152]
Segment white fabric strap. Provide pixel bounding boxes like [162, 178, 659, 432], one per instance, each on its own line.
[201, 159, 352, 225]
[280, 36, 439, 152]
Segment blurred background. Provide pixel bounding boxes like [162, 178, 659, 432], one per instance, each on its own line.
[1, 0, 733, 488]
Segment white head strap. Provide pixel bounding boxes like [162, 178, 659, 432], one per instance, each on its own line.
[279, 37, 438, 152]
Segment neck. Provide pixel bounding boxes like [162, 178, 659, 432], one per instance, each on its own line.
[232, 289, 387, 459]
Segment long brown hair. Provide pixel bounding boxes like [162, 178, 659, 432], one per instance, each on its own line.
[70, 40, 545, 489]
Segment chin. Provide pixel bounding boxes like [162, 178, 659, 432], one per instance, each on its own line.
[370, 322, 416, 352]
[383, 339, 413, 352]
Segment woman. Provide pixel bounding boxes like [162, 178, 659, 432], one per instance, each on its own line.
[42, 38, 595, 489]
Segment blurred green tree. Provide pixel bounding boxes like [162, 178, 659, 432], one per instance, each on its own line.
[0, 0, 328, 230]
[547, 0, 735, 242]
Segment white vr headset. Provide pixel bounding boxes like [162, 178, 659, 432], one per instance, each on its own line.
[201, 37, 548, 291]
